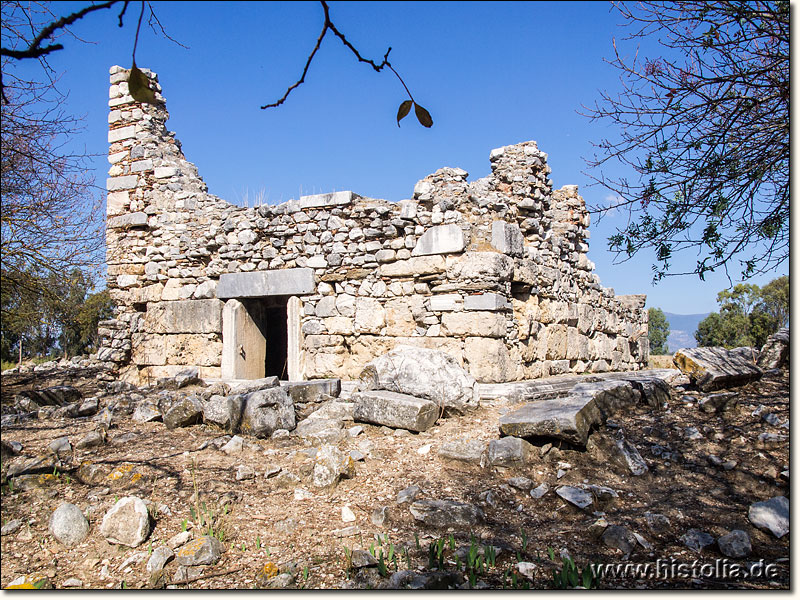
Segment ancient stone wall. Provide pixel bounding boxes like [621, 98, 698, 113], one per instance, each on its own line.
[98, 66, 649, 384]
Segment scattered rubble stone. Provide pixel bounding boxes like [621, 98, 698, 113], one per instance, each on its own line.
[48, 503, 90, 547]
[748, 496, 789, 538]
[175, 536, 223, 566]
[100, 496, 151, 547]
[680, 529, 715, 552]
[717, 530, 751, 558]
[408, 499, 484, 528]
[555, 486, 593, 509]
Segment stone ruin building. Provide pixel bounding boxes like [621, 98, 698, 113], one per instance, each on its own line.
[97, 66, 649, 386]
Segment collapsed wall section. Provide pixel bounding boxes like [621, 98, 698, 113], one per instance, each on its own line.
[98, 66, 648, 384]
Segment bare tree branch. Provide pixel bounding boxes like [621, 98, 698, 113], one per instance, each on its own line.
[583, 1, 788, 282]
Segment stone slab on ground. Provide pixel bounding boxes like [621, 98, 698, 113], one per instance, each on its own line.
[280, 379, 341, 403]
[673, 346, 762, 391]
[748, 496, 789, 538]
[408, 500, 484, 528]
[352, 390, 439, 432]
[498, 380, 639, 446]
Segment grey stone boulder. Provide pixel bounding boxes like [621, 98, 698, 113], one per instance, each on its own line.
[202, 394, 244, 433]
[49, 503, 89, 547]
[48, 436, 72, 455]
[163, 396, 203, 429]
[530, 483, 549, 499]
[397, 485, 421, 504]
[601, 525, 637, 555]
[238, 387, 295, 438]
[6, 454, 60, 478]
[697, 392, 737, 414]
[76, 397, 100, 416]
[437, 437, 487, 465]
[75, 430, 106, 449]
[132, 400, 162, 423]
[312, 444, 355, 488]
[680, 529, 715, 552]
[587, 432, 648, 476]
[100, 496, 151, 547]
[717, 530, 751, 558]
[352, 390, 438, 432]
[175, 535, 223, 566]
[295, 417, 345, 443]
[227, 376, 280, 395]
[673, 346, 762, 391]
[748, 496, 789, 538]
[487, 437, 535, 467]
[499, 381, 639, 446]
[757, 328, 789, 369]
[359, 346, 477, 414]
[644, 512, 671, 536]
[409, 500, 484, 528]
[555, 486, 593, 509]
[146, 546, 175, 573]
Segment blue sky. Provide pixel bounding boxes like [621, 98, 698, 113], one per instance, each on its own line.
[7, 1, 789, 314]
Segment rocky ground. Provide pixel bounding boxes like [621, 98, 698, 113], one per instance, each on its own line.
[0, 358, 789, 590]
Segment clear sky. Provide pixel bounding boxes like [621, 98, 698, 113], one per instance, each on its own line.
[8, 1, 789, 315]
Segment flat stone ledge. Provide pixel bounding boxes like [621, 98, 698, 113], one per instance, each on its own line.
[284, 191, 355, 211]
[217, 268, 315, 299]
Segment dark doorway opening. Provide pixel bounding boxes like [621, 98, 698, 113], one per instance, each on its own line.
[243, 296, 288, 379]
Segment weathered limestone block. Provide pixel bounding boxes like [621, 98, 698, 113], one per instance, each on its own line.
[352, 390, 439, 432]
[491, 221, 524, 257]
[288, 190, 354, 211]
[323, 317, 354, 335]
[757, 328, 789, 369]
[545, 324, 568, 359]
[409, 500, 484, 528]
[163, 396, 203, 429]
[498, 380, 639, 446]
[164, 335, 222, 366]
[384, 299, 416, 336]
[380, 256, 446, 278]
[673, 346, 763, 391]
[107, 175, 138, 191]
[411, 224, 465, 256]
[464, 293, 509, 311]
[447, 252, 513, 282]
[429, 294, 462, 312]
[108, 212, 148, 230]
[202, 394, 244, 433]
[487, 436, 535, 467]
[359, 346, 476, 414]
[441, 312, 506, 338]
[107, 191, 129, 215]
[130, 284, 165, 304]
[143, 300, 223, 334]
[354, 297, 386, 334]
[238, 388, 295, 438]
[464, 337, 511, 383]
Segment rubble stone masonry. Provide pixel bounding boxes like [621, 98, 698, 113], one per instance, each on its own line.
[97, 66, 649, 384]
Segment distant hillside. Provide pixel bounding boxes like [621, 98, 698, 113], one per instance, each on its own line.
[663, 312, 710, 353]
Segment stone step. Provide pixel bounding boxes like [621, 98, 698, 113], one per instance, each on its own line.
[673, 347, 762, 391]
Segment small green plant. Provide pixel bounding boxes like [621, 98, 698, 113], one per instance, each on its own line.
[241, 542, 246, 552]
[148, 542, 153, 555]
[303, 565, 309, 581]
[181, 519, 188, 532]
[377, 550, 388, 577]
[255, 536, 261, 549]
[414, 532, 420, 550]
[551, 555, 597, 589]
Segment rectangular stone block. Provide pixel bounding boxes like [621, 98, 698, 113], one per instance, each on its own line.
[154, 166, 179, 178]
[441, 312, 506, 338]
[464, 293, 509, 311]
[107, 175, 139, 191]
[429, 294, 462, 312]
[411, 224, 465, 256]
[352, 390, 438, 432]
[130, 159, 154, 172]
[288, 191, 354, 211]
[108, 125, 136, 143]
[108, 212, 148, 229]
[106, 191, 129, 215]
[379, 256, 445, 278]
[143, 299, 223, 334]
[491, 221, 524, 257]
[217, 268, 315, 299]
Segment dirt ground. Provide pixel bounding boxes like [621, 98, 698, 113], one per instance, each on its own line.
[0, 365, 790, 589]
